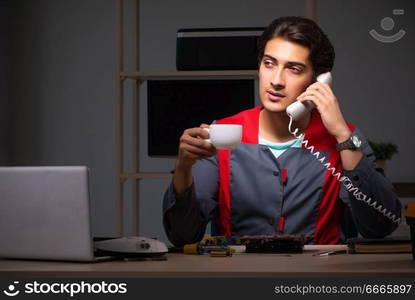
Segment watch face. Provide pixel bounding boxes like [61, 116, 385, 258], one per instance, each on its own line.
[352, 135, 362, 148]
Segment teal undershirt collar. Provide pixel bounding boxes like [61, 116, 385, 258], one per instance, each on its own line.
[259, 136, 302, 159]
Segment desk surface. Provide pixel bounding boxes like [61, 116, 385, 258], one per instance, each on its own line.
[1, 245, 414, 278]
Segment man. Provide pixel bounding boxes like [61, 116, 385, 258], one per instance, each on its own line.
[163, 17, 401, 246]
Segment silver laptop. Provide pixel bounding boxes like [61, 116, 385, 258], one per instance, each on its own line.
[0, 166, 113, 262]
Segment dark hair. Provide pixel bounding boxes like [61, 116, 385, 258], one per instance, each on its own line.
[257, 16, 335, 76]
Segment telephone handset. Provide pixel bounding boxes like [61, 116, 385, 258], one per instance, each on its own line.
[286, 71, 400, 225]
[286, 72, 333, 121]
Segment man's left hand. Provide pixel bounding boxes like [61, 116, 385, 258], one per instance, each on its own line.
[297, 82, 351, 143]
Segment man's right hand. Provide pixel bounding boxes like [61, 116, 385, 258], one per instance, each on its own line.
[176, 124, 217, 170]
[173, 124, 217, 195]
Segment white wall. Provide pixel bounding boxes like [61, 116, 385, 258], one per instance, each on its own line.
[9, 0, 118, 236]
[319, 0, 415, 182]
[0, 0, 11, 164]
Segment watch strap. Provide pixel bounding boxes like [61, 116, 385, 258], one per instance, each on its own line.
[336, 134, 362, 151]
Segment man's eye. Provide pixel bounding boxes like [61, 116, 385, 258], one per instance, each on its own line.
[264, 61, 274, 67]
[290, 67, 302, 73]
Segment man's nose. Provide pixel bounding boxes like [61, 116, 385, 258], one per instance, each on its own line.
[271, 70, 285, 89]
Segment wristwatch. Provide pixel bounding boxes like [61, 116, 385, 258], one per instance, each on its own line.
[336, 133, 362, 151]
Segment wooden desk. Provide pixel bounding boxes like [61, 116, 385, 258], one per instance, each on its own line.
[1, 245, 414, 278]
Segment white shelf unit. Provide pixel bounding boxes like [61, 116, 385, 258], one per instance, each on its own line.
[115, 0, 258, 236]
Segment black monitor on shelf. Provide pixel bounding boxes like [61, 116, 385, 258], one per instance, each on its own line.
[147, 79, 255, 156]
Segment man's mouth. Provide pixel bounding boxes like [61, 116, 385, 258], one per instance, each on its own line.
[266, 90, 286, 102]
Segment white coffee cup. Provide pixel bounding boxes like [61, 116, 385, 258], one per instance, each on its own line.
[204, 124, 242, 150]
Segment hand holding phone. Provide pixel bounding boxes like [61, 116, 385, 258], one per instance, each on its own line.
[286, 72, 333, 121]
[285, 71, 400, 225]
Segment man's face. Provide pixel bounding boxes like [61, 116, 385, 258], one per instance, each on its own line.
[258, 37, 314, 114]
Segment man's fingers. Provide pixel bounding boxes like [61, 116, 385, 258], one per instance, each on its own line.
[180, 134, 214, 149]
[177, 126, 217, 163]
[180, 143, 217, 158]
[309, 82, 333, 97]
[184, 127, 209, 139]
[299, 89, 326, 105]
[298, 91, 323, 108]
[199, 123, 210, 129]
